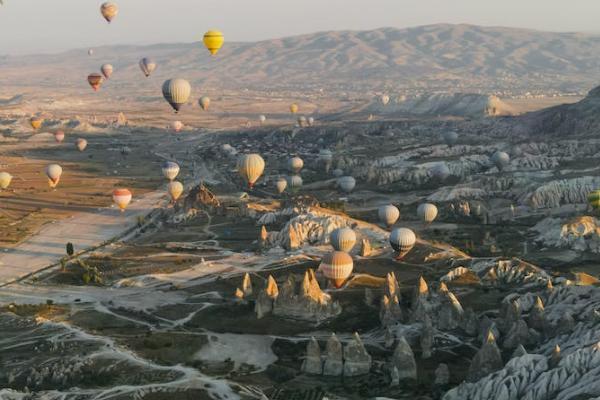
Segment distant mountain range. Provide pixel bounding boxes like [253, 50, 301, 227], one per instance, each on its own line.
[3, 24, 600, 94]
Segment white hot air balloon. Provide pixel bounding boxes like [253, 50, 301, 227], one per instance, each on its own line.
[378, 205, 400, 227]
[113, 188, 132, 212]
[430, 163, 450, 181]
[389, 228, 416, 259]
[161, 161, 180, 181]
[45, 164, 63, 188]
[417, 203, 438, 224]
[380, 94, 390, 106]
[286, 175, 303, 191]
[491, 151, 510, 171]
[162, 78, 191, 113]
[297, 116, 307, 127]
[101, 64, 114, 79]
[259, 115, 267, 124]
[330, 227, 356, 252]
[237, 154, 265, 188]
[319, 251, 354, 288]
[288, 157, 304, 174]
[307, 117, 315, 126]
[337, 176, 356, 193]
[167, 181, 184, 202]
[275, 177, 287, 194]
[443, 131, 458, 147]
[170, 121, 183, 133]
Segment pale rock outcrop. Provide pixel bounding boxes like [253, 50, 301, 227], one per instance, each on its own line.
[434, 363, 450, 386]
[301, 337, 323, 375]
[523, 176, 600, 209]
[343, 333, 372, 376]
[421, 314, 435, 359]
[360, 238, 372, 257]
[380, 294, 403, 326]
[533, 216, 600, 254]
[323, 334, 344, 376]
[467, 330, 504, 382]
[528, 296, 547, 333]
[255, 275, 279, 319]
[391, 336, 417, 380]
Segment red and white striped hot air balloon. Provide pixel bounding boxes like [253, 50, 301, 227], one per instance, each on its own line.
[319, 251, 354, 288]
[112, 188, 132, 212]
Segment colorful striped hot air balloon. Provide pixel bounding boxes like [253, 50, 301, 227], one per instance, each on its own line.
[162, 79, 191, 113]
[139, 58, 156, 77]
[330, 227, 356, 252]
[588, 190, 600, 210]
[167, 181, 184, 202]
[161, 161, 180, 181]
[390, 228, 416, 259]
[45, 164, 62, 188]
[87, 73, 104, 91]
[417, 203, 438, 224]
[0, 172, 13, 189]
[237, 154, 265, 189]
[378, 205, 400, 228]
[319, 251, 354, 288]
[203, 30, 224, 55]
[100, 2, 118, 23]
[113, 189, 132, 212]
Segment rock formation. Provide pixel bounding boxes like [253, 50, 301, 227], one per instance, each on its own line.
[391, 336, 417, 380]
[467, 330, 503, 382]
[302, 337, 323, 375]
[434, 363, 450, 386]
[343, 333, 372, 376]
[323, 334, 344, 376]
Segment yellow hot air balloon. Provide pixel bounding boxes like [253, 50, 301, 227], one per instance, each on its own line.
[203, 30, 224, 56]
[167, 181, 184, 202]
[589, 190, 600, 210]
[199, 96, 211, 111]
[0, 172, 13, 189]
[30, 116, 43, 130]
[237, 154, 265, 189]
[290, 103, 299, 114]
[162, 78, 191, 113]
[100, 2, 118, 23]
[113, 188, 132, 212]
[45, 164, 62, 188]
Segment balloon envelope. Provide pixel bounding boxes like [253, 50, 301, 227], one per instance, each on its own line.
[0, 172, 13, 189]
[390, 228, 416, 258]
[139, 58, 156, 77]
[276, 177, 287, 194]
[378, 205, 400, 227]
[199, 96, 211, 111]
[171, 121, 183, 132]
[237, 154, 265, 188]
[162, 161, 180, 181]
[337, 176, 356, 193]
[113, 188, 132, 212]
[491, 151, 510, 171]
[162, 79, 191, 113]
[76, 138, 88, 152]
[288, 157, 304, 173]
[286, 175, 303, 191]
[168, 181, 184, 201]
[588, 190, 600, 210]
[54, 131, 65, 143]
[30, 117, 43, 130]
[100, 2, 118, 23]
[443, 131, 458, 147]
[290, 104, 299, 114]
[330, 227, 356, 252]
[87, 73, 104, 91]
[45, 164, 62, 188]
[319, 251, 353, 288]
[101, 64, 113, 79]
[259, 115, 267, 124]
[381, 95, 390, 105]
[417, 203, 438, 223]
[203, 30, 224, 55]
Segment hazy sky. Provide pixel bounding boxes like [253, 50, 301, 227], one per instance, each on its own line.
[1, 0, 600, 55]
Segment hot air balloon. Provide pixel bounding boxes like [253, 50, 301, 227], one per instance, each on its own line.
[286, 175, 303, 191]
[171, 121, 183, 133]
[162, 79, 191, 113]
[275, 177, 287, 194]
[203, 30, 224, 55]
[430, 163, 450, 181]
[30, 116, 43, 130]
[337, 176, 356, 193]
[237, 154, 265, 189]
[588, 190, 600, 210]
[332, 169, 343, 178]
[100, 64, 113, 79]
[443, 131, 458, 147]
[330, 228, 356, 252]
[76, 138, 88, 152]
[45, 164, 62, 188]
[162, 161, 180, 181]
[139, 58, 156, 77]
[113, 188, 132, 212]
[87, 73, 104, 91]
[259, 115, 267, 124]
[199, 96, 211, 111]
[167, 181, 184, 202]
[417, 203, 438, 224]
[378, 205, 400, 227]
[297, 116, 307, 127]
[307, 117, 315, 127]
[0, 172, 12, 189]
[288, 157, 304, 174]
[88, 49, 94, 57]
[54, 131, 65, 143]
[491, 151, 510, 171]
[100, 2, 118, 23]
[290, 104, 299, 114]
[381, 95, 390, 106]
[319, 251, 353, 288]
[390, 228, 416, 259]
[319, 149, 333, 172]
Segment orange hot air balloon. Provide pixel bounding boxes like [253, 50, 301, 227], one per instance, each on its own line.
[76, 138, 88, 152]
[319, 251, 354, 288]
[30, 116, 43, 130]
[54, 130, 65, 143]
[87, 73, 104, 91]
[112, 188, 132, 212]
[167, 181, 184, 202]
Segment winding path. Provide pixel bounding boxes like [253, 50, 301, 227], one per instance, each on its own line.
[0, 191, 166, 286]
